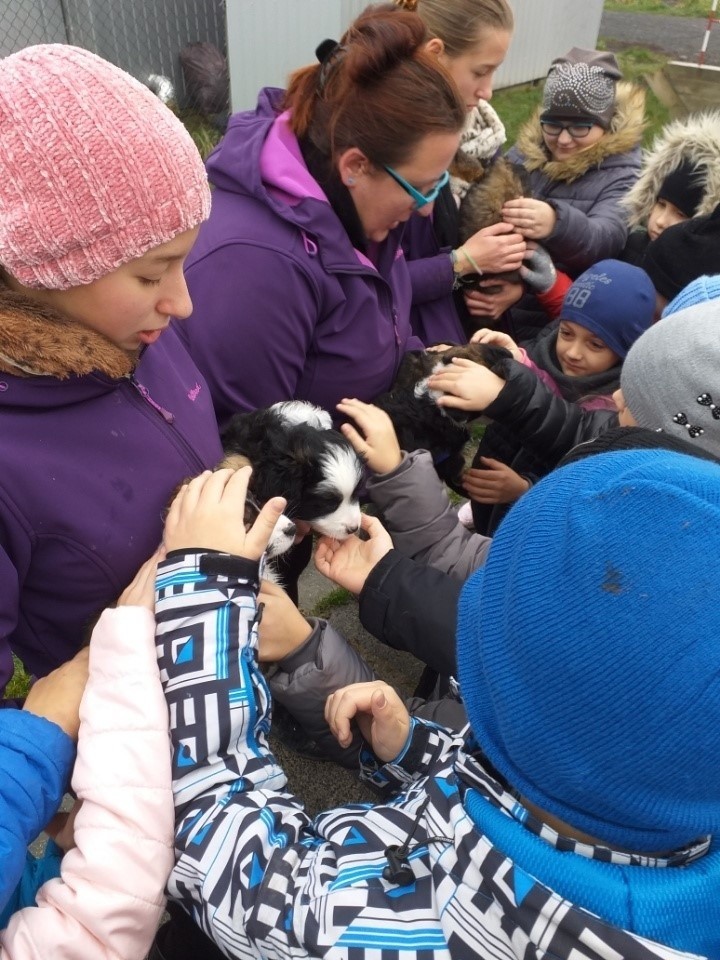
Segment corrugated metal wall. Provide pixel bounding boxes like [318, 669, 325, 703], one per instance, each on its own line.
[226, 0, 605, 111]
[3, 0, 604, 108]
[2, 0, 226, 102]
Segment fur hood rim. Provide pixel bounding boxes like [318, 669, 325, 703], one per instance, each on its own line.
[0, 286, 134, 380]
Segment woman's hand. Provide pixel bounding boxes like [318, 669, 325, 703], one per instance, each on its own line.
[314, 513, 393, 595]
[427, 357, 506, 413]
[325, 681, 410, 762]
[459, 222, 526, 275]
[470, 327, 521, 361]
[163, 467, 286, 559]
[502, 198, 556, 240]
[463, 458, 530, 505]
[256, 579, 313, 662]
[337, 399, 402, 475]
[464, 279, 523, 321]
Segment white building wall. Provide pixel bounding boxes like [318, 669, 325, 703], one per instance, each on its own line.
[226, 0, 605, 111]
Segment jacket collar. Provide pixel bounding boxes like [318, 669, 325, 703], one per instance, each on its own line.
[514, 81, 645, 184]
[0, 285, 134, 380]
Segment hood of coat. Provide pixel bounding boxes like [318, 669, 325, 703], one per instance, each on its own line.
[513, 82, 646, 185]
[206, 87, 332, 232]
[0, 285, 133, 392]
[621, 110, 720, 227]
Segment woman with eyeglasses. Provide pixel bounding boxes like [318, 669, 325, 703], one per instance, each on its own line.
[505, 47, 644, 274]
[176, 3, 466, 430]
[465, 47, 646, 329]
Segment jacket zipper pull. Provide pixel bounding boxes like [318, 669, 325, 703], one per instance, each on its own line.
[392, 308, 401, 346]
[130, 375, 175, 423]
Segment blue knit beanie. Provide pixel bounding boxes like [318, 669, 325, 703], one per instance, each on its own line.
[560, 259, 655, 358]
[456, 448, 720, 854]
[662, 273, 720, 318]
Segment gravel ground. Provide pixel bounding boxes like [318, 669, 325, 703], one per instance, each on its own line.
[599, 9, 720, 66]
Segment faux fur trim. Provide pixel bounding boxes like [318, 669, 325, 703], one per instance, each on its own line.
[620, 110, 720, 226]
[513, 82, 646, 185]
[0, 286, 133, 380]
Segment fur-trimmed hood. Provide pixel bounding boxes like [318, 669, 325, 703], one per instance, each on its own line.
[621, 110, 720, 227]
[0, 285, 133, 381]
[513, 81, 646, 185]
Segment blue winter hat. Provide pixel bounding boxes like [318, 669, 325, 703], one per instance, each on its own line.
[560, 259, 655, 358]
[456, 448, 720, 854]
[662, 273, 720, 318]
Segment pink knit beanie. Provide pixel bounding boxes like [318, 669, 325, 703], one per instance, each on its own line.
[0, 44, 211, 290]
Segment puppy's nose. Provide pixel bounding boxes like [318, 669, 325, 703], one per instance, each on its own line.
[284, 521, 297, 538]
[344, 523, 360, 536]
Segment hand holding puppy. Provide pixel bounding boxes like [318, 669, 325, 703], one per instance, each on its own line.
[428, 358, 506, 413]
[337, 398, 402, 475]
[256, 579, 313, 662]
[315, 513, 393, 595]
[164, 467, 286, 559]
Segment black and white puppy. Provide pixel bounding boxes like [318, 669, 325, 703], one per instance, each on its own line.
[221, 401, 363, 540]
[373, 342, 512, 492]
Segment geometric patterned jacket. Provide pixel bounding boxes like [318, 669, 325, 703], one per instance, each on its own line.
[155, 552, 718, 960]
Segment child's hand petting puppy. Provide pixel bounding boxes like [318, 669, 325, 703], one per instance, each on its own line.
[164, 467, 286, 559]
[427, 358, 506, 413]
[315, 513, 393, 596]
[471, 327, 522, 362]
[337, 398, 402, 475]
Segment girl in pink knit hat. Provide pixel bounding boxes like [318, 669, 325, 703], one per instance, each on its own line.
[0, 42, 222, 954]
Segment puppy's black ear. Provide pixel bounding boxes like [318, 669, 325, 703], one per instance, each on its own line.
[288, 434, 317, 473]
[221, 410, 261, 454]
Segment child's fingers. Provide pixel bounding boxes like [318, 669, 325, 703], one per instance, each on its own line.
[177, 470, 214, 514]
[203, 466, 243, 504]
[246, 496, 287, 559]
[360, 513, 390, 542]
[339, 421, 366, 454]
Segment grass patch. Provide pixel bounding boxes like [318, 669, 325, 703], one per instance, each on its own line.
[605, 0, 709, 16]
[175, 107, 223, 159]
[310, 587, 353, 618]
[6, 655, 31, 700]
[494, 46, 670, 148]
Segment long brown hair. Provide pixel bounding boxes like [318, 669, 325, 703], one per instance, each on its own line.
[284, 4, 465, 168]
[395, 0, 513, 57]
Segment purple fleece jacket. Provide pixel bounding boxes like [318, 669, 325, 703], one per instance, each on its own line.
[178, 88, 424, 428]
[0, 328, 222, 695]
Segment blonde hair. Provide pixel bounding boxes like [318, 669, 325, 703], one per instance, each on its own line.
[396, 0, 513, 57]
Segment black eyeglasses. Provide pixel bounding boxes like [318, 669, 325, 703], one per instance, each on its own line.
[540, 120, 595, 139]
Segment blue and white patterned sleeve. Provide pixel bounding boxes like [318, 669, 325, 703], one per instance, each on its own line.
[154, 550, 313, 954]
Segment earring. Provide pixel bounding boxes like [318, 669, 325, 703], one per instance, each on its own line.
[346, 177, 355, 186]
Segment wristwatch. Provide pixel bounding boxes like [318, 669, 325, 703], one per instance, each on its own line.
[450, 248, 464, 276]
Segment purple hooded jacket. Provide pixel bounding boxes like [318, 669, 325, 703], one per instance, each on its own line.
[0, 292, 222, 697]
[178, 88, 424, 427]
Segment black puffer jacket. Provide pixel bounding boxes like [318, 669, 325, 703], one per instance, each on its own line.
[481, 358, 618, 469]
